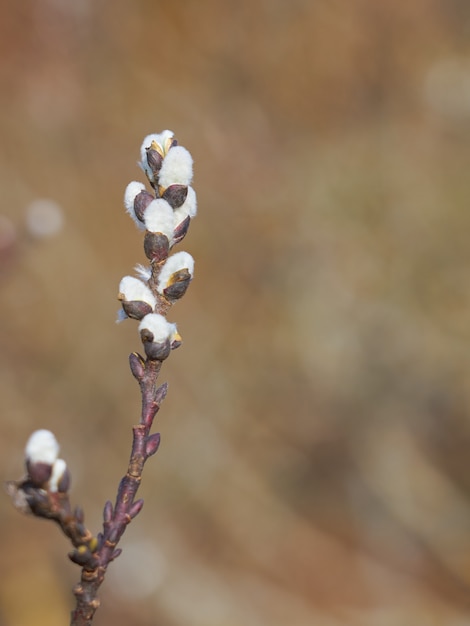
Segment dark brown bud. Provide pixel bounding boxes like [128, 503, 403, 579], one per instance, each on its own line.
[140, 331, 171, 361]
[146, 148, 163, 182]
[129, 352, 145, 381]
[161, 184, 188, 209]
[144, 231, 170, 262]
[56, 466, 71, 493]
[172, 216, 190, 245]
[26, 459, 52, 487]
[121, 299, 154, 321]
[163, 268, 192, 301]
[134, 190, 155, 222]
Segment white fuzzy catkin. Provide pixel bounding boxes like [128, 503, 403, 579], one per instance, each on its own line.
[158, 146, 193, 188]
[143, 199, 175, 239]
[140, 131, 174, 158]
[25, 430, 59, 465]
[157, 252, 194, 294]
[49, 458, 67, 492]
[124, 181, 147, 230]
[139, 313, 175, 343]
[173, 186, 197, 226]
[140, 131, 175, 180]
[119, 276, 156, 308]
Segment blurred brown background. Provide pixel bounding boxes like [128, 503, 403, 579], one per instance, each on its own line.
[1, 1, 470, 624]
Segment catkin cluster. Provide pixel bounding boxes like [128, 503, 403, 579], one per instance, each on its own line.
[119, 130, 196, 361]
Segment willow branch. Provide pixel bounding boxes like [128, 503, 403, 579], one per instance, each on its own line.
[6, 129, 197, 626]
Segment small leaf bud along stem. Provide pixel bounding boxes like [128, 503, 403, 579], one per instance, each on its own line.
[6, 130, 197, 625]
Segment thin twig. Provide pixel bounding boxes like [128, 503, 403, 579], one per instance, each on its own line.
[71, 360, 166, 625]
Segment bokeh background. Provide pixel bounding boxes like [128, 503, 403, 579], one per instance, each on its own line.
[1, 1, 470, 624]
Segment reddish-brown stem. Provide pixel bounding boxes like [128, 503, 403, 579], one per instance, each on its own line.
[70, 356, 165, 626]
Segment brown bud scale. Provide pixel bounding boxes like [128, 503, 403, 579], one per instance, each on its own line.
[144, 231, 170, 262]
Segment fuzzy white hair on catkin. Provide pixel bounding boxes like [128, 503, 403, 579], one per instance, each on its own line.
[139, 313, 175, 343]
[158, 146, 193, 188]
[25, 430, 59, 464]
[49, 459, 67, 493]
[143, 199, 175, 239]
[157, 252, 195, 294]
[119, 276, 156, 307]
